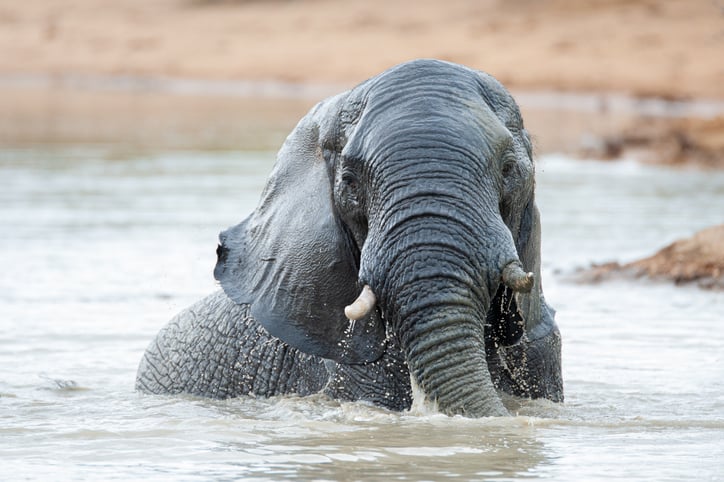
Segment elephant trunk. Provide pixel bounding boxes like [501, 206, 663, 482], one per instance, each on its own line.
[392, 267, 507, 417]
[360, 198, 525, 417]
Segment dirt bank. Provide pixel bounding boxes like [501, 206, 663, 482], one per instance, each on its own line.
[2, 0, 723, 167]
[578, 116, 724, 169]
[578, 225, 724, 291]
[1, 0, 722, 100]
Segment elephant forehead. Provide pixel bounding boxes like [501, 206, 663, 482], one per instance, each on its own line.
[342, 102, 512, 169]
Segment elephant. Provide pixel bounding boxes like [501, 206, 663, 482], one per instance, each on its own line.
[136, 59, 563, 417]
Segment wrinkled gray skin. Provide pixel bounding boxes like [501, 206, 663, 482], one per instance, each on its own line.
[136, 60, 563, 417]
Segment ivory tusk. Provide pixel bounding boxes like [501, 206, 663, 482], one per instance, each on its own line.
[502, 262, 535, 293]
[344, 285, 377, 320]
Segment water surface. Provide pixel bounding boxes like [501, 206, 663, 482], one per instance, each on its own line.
[1, 147, 723, 480]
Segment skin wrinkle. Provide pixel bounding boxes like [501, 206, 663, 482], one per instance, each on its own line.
[379, 209, 490, 247]
[407, 328, 481, 372]
[367, 127, 491, 162]
[417, 343, 486, 380]
[367, 142, 494, 186]
[396, 296, 482, 347]
[137, 292, 331, 399]
[428, 365, 487, 401]
[370, 213, 518, 298]
[372, 191, 498, 247]
[270, 344, 288, 395]
[382, 275, 480, 316]
[264, 343, 282, 396]
[139, 338, 170, 391]
[401, 295, 476, 325]
[366, 70, 481, 120]
[418, 350, 494, 414]
[217, 306, 241, 395]
[382, 216, 483, 247]
[354, 84, 506, 168]
[370, 160, 500, 222]
[276, 345, 294, 393]
[390, 265, 477, 297]
[251, 339, 273, 396]
[378, 253, 484, 310]
[207, 308, 234, 397]
[378, 172, 490, 209]
[377, 167, 481, 197]
[185, 312, 212, 396]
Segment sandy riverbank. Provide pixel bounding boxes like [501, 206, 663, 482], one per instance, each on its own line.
[3, 0, 723, 167]
[3, 0, 724, 164]
[1, 0, 722, 100]
[578, 225, 724, 291]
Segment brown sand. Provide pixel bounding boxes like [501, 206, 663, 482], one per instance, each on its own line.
[3, 0, 723, 163]
[1, 0, 722, 100]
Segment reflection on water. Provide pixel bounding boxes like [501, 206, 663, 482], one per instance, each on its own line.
[1, 147, 723, 480]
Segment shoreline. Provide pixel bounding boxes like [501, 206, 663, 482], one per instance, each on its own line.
[2, 0, 721, 165]
[3, 72, 724, 118]
[3, 72, 722, 168]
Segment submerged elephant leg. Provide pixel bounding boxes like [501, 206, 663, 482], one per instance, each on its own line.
[136, 290, 329, 398]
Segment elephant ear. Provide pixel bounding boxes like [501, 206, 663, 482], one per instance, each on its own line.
[214, 96, 386, 364]
[514, 199, 557, 340]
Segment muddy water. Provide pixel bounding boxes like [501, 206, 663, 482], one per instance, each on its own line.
[1, 125, 724, 478]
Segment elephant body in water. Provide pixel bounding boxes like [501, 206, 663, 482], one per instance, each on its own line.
[136, 59, 563, 417]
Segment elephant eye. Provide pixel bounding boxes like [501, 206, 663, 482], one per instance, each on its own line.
[342, 172, 359, 192]
[501, 153, 518, 178]
[338, 171, 363, 211]
[502, 160, 514, 177]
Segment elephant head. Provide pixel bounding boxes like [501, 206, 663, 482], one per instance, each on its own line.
[214, 59, 562, 417]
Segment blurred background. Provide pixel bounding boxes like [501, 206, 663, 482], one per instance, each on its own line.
[1, 1, 723, 480]
[1, 0, 722, 159]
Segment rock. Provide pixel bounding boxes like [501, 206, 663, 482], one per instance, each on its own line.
[578, 225, 724, 290]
